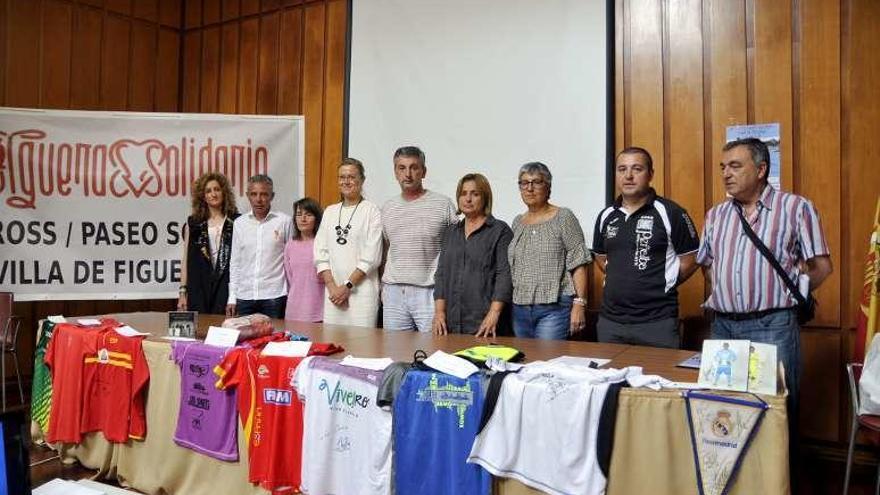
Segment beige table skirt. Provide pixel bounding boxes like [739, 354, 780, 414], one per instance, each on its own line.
[36, 316, 788, 495]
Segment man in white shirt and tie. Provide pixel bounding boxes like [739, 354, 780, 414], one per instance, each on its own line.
[226, 174, 292, 319]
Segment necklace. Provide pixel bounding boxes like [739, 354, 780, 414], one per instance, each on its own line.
[336, 199, 362, 245]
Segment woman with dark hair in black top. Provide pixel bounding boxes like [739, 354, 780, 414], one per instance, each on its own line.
[178, 172, 240, 314]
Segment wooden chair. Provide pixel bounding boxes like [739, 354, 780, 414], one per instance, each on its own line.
[0, 292, 23, 411]
[843, 362, 880, 495]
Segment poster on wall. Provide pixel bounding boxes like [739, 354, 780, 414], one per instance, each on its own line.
[0, 108, 304, 301]
[725, 123, 780, 190]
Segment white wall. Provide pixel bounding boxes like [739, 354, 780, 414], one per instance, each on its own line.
[348, 0, 610, 237]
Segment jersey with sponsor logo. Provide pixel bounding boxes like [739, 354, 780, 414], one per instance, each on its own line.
[293, 356, 391, 495]
[592, 190, 700, 323]
[44, 320, 118, 444]
[172, 342, 238, 461]
[80, 329, 150, 442]
[467, 362, 631, 495]
[394, 370, 490, 495]
[216, 349, 304, 494]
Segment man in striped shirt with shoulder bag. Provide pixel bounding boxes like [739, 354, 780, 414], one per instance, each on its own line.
[697, 137, 833, 458]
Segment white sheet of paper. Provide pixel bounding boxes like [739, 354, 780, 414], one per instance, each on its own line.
[161, 336, 198, 341]
[115, 325, 151, 337]
[423, 350, 479, 379]
[47, 315, 67, 324]
[77, 318, 102, 327]
[33, 478, 105, 495]
[204, 326, 240, 347]
[261, 340, 312, 357]
[548, 355, 612, 368]
[340, 355, 394, 371]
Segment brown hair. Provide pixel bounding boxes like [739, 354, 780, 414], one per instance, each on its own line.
[456, 173, 493, 216]
[190, 172, 238, 222]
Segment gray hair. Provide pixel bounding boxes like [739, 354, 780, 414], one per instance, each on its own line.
[247, 174, 274, 188]
[723, 138, 770, 182]
[518, 161, 553, 186]
[393, 146, 426, 167]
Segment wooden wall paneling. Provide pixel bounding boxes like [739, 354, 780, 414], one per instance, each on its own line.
[263, 0, 281, 13]
[106, 0, 132, 16]
[256, 12, 280, 114]
[238, 18, 259, 113]
[843, 0, 880, 331]
[155, 29, 180, 111]
[278, 8, 303, 115]
[6, 0, 41, 107]
[200, 26, 221, 112]
[624, 0, 665, 195]
[705, 0, 748, 206]
[219, 22, 240, 113]
[0, 0, 6, 105]
[129, 22, 158, 111]
[320, 0, 346, 202]
[222, 0, 240, 21]
[284, 0, 304, 6]
[133, 0, 158, 22]
[800, 329, 842, 441]
[159, 0, 181, 28]
[798, 0, 841, 328]
[591, 0, 625, 309]
[241, 0, 260, 17]
[100, 15, 131, 110]
[185, 0, 202, 29]
[664, 0, 705, 318]
[78, 0, 102, 7]
[750, 0, 794, 192]
[302, 1, 326, 203]
[203, 0, 221, 25]
[70, 6, 103, 110]
[41, 0, 73, 109]
[181, 31, 202, 111]
[614, 0, 625, 158]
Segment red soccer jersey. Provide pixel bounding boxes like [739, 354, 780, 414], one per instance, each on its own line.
[44, 321, 116, 444]
[81, 331, 150, 442]
[216, 348, 305, 495]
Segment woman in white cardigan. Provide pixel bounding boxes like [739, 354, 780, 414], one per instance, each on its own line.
[314, 158, 383, 327]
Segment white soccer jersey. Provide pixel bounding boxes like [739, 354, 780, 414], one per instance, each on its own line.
[467, 362, 637, 495]
[294, 356, 392, 495]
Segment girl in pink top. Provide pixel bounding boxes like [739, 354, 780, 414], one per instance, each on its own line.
[284, 198, 325, 321]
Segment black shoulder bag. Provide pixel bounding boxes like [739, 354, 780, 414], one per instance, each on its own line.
[735, 207, 816, 325]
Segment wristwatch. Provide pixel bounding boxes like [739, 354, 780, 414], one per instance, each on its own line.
[343, 279, 354, 290]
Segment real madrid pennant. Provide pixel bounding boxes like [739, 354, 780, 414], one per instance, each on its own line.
[683, 391, 769, 495]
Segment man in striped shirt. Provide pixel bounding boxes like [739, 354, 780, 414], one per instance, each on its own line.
[381, 146, 458, 332]
[697, 137, 832, 428]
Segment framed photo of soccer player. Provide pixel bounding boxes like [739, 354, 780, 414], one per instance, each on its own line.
[698, 340, 750, 392]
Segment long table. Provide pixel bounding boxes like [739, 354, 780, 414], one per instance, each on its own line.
[37, 312, 790, 495]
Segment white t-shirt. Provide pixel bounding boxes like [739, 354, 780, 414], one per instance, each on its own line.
[467, 362, 637, 495]
[294, 356, 392, 495]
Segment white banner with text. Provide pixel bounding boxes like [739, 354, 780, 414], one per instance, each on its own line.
[0, 108, 304, 301]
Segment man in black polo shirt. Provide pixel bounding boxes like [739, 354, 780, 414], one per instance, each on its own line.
[591, 147, 700, 348]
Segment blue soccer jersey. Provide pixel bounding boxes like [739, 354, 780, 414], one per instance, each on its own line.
[393, 370, 491, 495]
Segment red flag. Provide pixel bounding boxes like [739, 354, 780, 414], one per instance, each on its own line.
[854, 198, 880, 363]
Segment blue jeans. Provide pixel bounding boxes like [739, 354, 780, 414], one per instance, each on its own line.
[237, 296, 287, 320]
[512, 296, 572, 340]
[712, 308, 800, 419]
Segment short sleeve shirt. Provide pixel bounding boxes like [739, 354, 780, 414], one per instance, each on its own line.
[508, 207, 591, 305]
[592, 191, 699, 323]
[696, 185, 830, 313]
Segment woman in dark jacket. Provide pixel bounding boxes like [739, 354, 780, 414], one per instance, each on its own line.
[177, 172, 240, 314]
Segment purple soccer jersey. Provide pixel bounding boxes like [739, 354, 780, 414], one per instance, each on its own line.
[172, 342, 238, 461]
